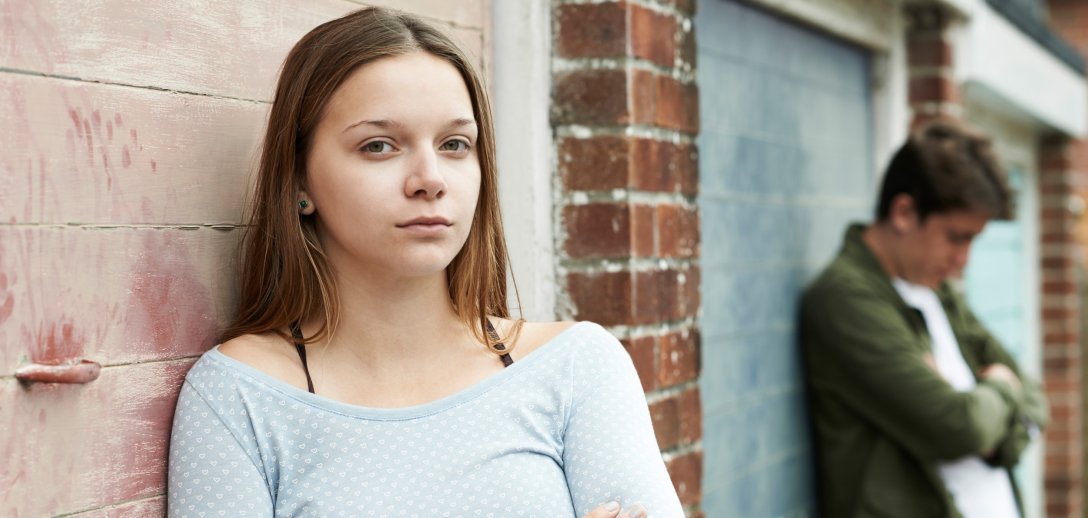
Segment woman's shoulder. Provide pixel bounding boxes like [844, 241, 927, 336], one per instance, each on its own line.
[211, 332, 311, 392]
[503, 320, 575, 360]
[501, 320, 623, 361]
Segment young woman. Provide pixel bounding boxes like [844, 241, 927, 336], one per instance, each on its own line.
[168, 7, 683, 517]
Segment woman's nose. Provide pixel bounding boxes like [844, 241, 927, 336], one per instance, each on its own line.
[404, 149, 447, 199]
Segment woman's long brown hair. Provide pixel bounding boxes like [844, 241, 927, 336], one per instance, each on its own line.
[221, 7, 519, 354]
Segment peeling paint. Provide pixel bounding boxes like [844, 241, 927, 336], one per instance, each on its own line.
[125, 232, 216, 356]
[0, 361, 193, 516]
[31, 318, 85, 364]
[0, 272, 13, 325]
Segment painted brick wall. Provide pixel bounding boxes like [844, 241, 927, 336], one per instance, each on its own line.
[550, 0, 704, 515]
[695, 0, 875, 515]
[0, 1, 488, 515]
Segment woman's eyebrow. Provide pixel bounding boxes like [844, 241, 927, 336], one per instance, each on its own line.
[447, 118, 477, 129]
[342, 119, 402, 133]
[342, 118, 477, 133]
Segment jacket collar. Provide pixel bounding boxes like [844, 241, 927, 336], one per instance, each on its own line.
[840, 222, 964, 337]
[840, 223, 889, 281]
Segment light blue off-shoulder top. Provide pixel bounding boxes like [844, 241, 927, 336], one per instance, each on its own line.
[167, 322, 683, 517]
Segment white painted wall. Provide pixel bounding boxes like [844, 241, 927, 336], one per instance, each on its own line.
[955, 0, 1088, 137]
[491, 0, 557, 321]
[871, 4, 912, 181]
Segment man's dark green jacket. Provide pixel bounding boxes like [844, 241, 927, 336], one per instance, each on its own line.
[801, 224, 1049, 518]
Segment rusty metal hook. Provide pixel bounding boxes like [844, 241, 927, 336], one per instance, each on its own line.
[14, 359, 102, 384]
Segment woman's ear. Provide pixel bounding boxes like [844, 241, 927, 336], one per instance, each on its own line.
[888, 193, 918, 235]
[297, 191, 316, 215]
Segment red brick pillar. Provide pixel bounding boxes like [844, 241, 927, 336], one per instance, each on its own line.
[1040, 137, 1085, 518]
[904, 3, 960, 125]
[1043, 2, 1088, 515]
[551, 1, 703, 515]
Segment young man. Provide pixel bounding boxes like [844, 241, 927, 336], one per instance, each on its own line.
[801, 121, 1049, 518]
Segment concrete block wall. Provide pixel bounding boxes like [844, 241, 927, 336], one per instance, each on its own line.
[0, 1, 488, 515]
[549, 0, 704, 515]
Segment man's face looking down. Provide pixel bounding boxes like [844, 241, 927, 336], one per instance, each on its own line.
[888, 194, 989, 289]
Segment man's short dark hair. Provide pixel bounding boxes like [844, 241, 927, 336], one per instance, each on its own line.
[875, 120, 1013, 222]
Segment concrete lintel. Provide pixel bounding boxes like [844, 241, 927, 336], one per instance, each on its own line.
[743, 0, 898, 52]
[958, 0, 1088, 137]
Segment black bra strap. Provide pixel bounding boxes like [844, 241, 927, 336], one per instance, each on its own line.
[290, 321, 510, 395]
[290, 323, 315, 394]
[485, 320, 514, 367]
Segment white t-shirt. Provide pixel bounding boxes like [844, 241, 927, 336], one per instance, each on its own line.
[892, 279, 1019, 518]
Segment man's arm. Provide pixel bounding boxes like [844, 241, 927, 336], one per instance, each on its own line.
[953, 293, 1049, 429]
[946, 290, 1049, 466]
[802, 283, 1025, 462]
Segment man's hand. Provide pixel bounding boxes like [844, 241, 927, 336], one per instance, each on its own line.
[981, 364, 1021, 392]
[922, 352, 938, 372]
[582, 502, 647, 518]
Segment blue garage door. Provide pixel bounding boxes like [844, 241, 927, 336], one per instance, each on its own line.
[964, 169, 1029, 364]
[696, 0, 875, 515]
[962, 167, 1043, 517]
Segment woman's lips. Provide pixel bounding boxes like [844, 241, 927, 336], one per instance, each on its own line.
[399, 216, 451, 226]
[397, 217, 452, 236]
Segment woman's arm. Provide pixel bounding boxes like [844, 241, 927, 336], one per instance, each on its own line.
[168, 380, 274, 517]
[562, 325, 684, 517]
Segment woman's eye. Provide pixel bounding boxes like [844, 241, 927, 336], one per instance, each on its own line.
[440, 140, 469, 152]
[362, 141, 392, 154]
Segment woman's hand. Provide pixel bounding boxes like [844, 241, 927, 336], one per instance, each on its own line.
[583, 501, 648, 518]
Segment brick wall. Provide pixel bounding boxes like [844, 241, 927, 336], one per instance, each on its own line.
[550, 0, 704, 515]
[904, 2, 960, 124]
[1038, 136, 1085, 517]
[0, 1, 488, 515]
[1044, 1, 1088, 516]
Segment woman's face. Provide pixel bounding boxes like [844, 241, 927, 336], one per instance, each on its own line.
[304, 51, 481, 279]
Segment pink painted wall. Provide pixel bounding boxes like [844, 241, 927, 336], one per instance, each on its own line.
[0, 1, 489, 515]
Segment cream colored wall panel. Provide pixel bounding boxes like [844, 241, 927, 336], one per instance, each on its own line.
[2, 0, 487, 101]
[451, 25, 486, 72]
[0, 0, 357, 100]
[0, 227, 238, 375]
[0, 1, 493, 516]
[0, 74, 265, 225]
[67, 496, 166, 518]
[0, 359, 192, 516]
[361, 0, 485, 29]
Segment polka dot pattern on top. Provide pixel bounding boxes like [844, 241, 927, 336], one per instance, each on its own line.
[168, 322, 684, 517]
